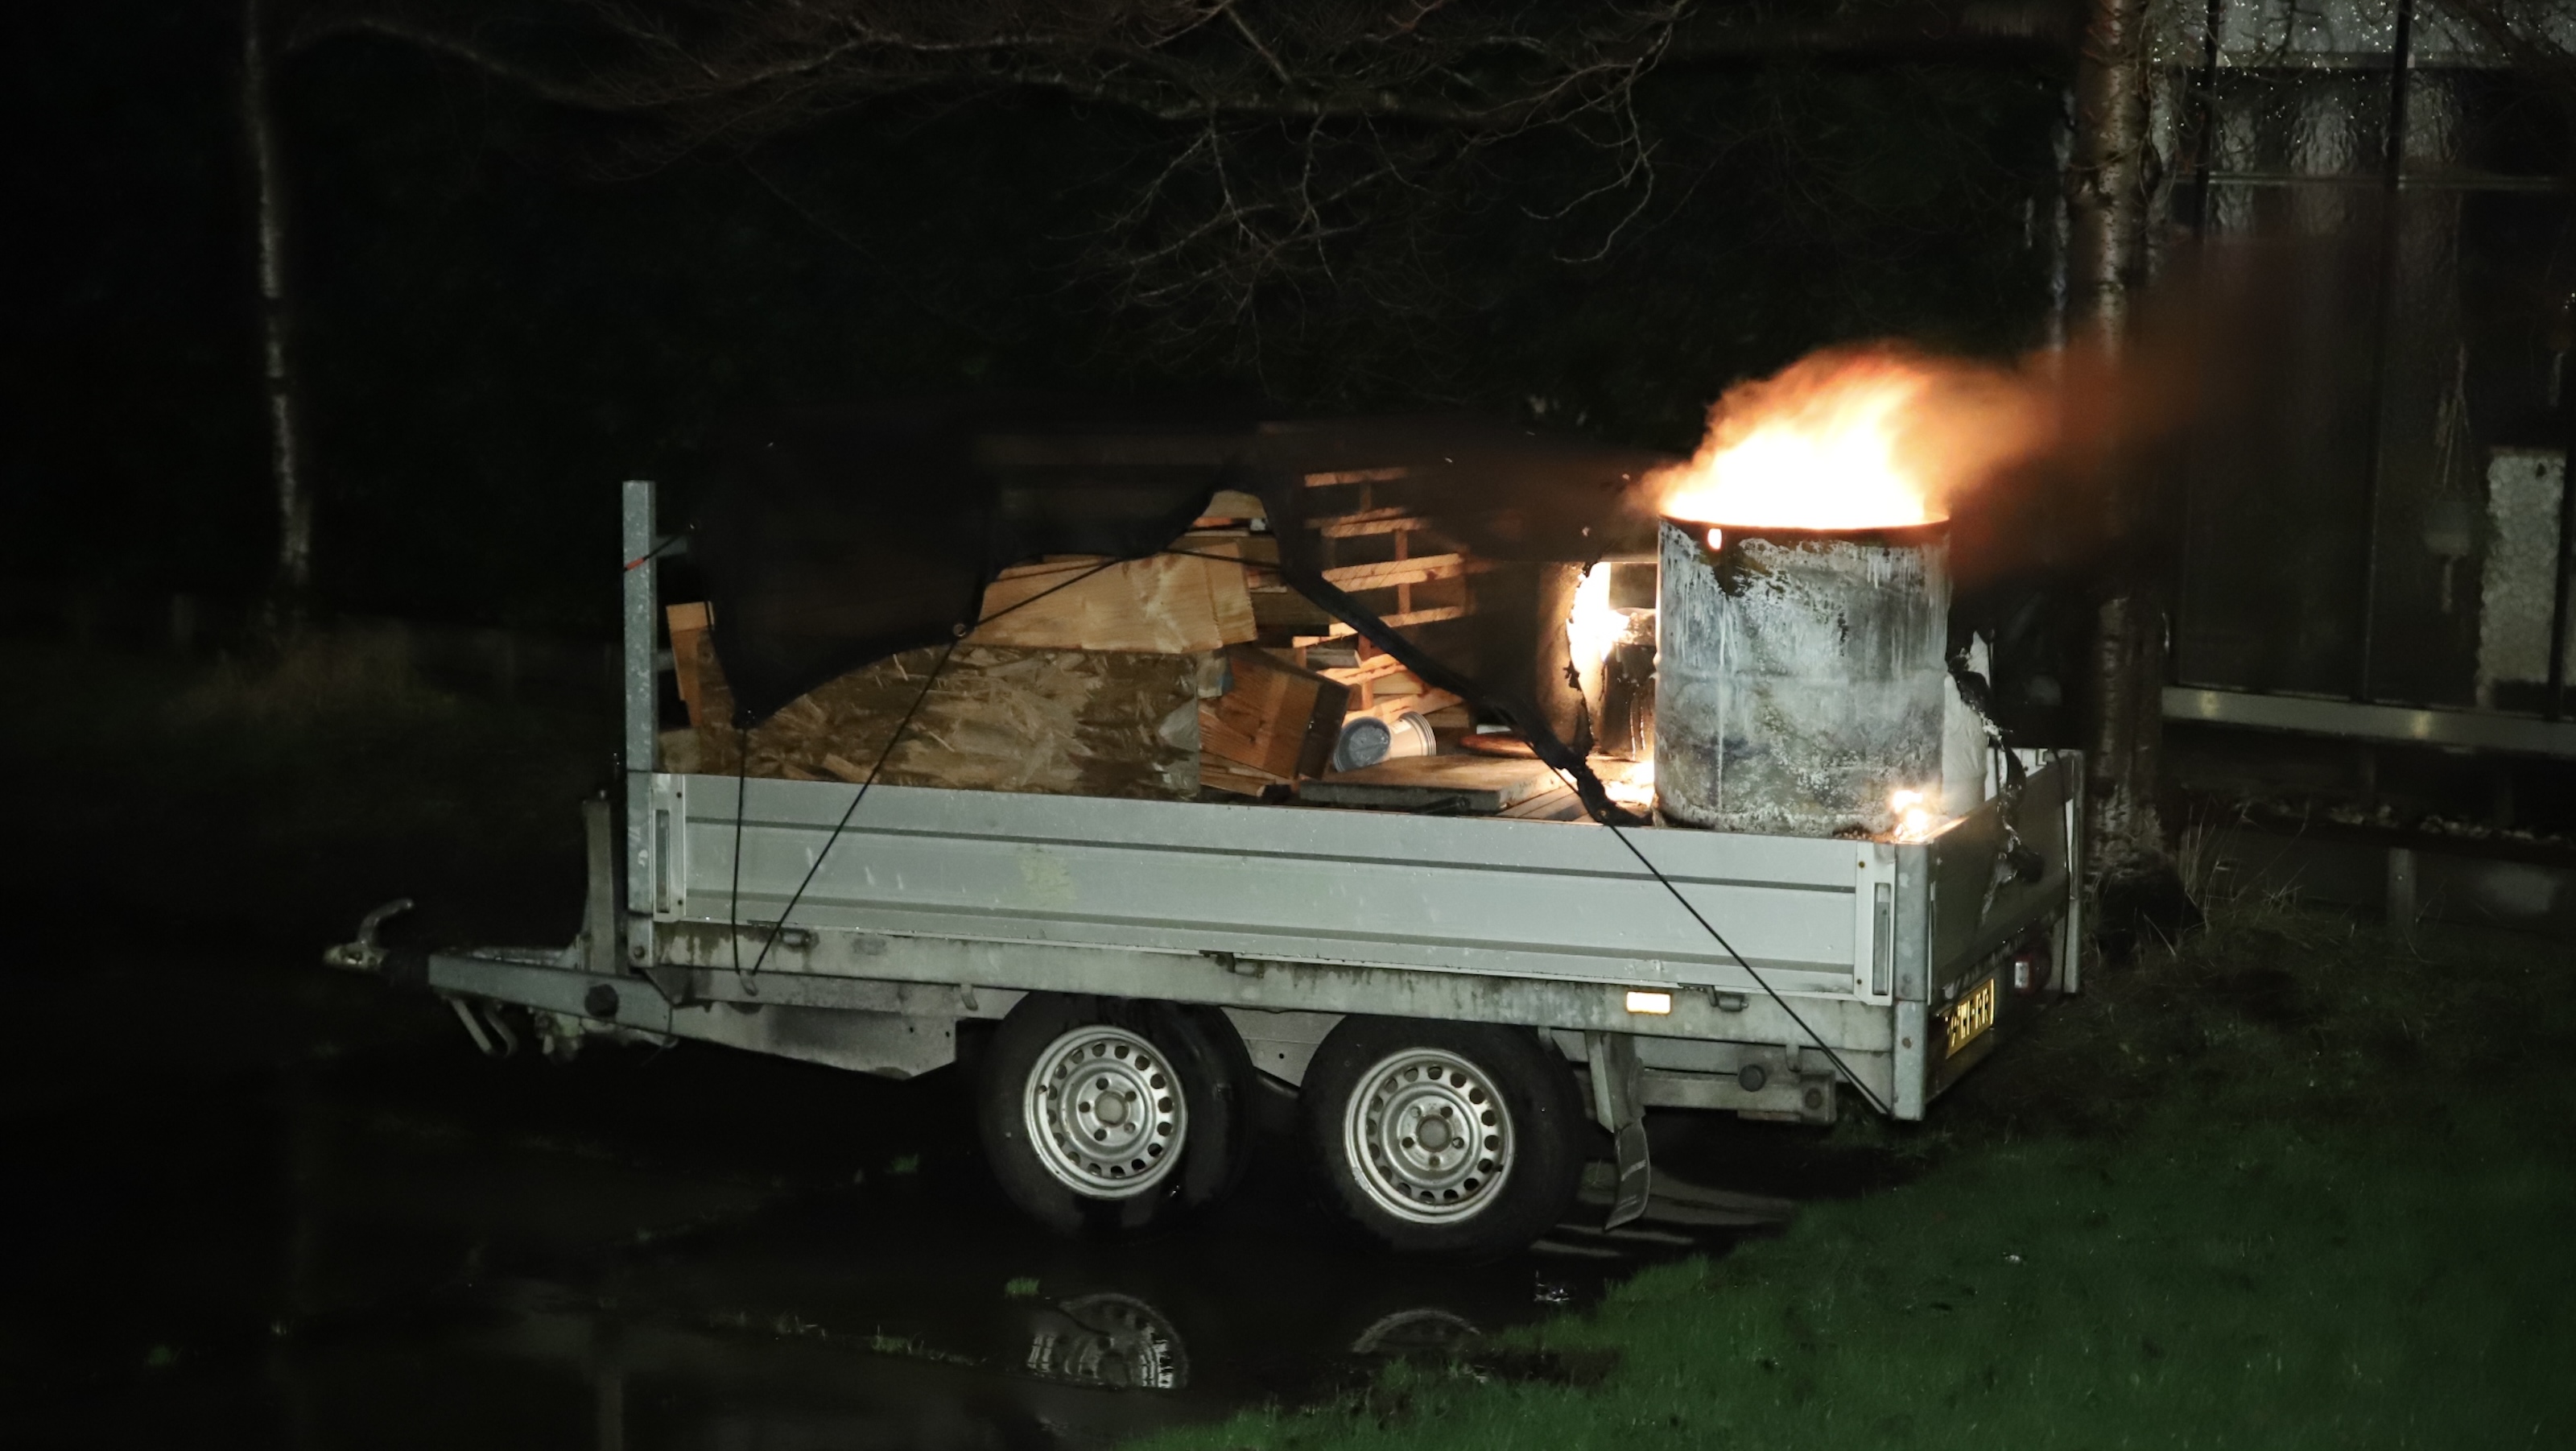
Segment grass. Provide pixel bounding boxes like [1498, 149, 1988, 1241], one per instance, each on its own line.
[6, 634, 605, 947]
[1145, 890, 2576, 1450]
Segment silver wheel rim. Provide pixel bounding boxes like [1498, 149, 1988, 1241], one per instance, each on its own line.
[1023, 1025, 1186, 1198]
[1024, 1292, 1190, 1391]
[1342, 1047, 1513, 1224]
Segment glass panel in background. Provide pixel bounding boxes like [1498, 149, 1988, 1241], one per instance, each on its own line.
[2172, 58, 2393, 698]
[2167, 4, 2574, 713]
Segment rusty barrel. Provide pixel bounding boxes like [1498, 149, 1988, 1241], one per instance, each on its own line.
[1653, 518, 1950, 836]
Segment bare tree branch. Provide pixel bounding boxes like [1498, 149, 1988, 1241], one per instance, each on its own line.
[273, 1, 2083, 370]
[275, 0, 1703, 360]
[2425, 0, 2576, 106]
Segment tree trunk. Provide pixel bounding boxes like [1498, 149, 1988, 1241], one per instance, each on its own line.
[2066, 0, 2167, 887]
[245, 0, 312, 629]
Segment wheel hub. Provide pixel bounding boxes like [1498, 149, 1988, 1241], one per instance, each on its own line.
[1024, 1025, 1186, 1198]
[1344, 1048, 1513, 1223]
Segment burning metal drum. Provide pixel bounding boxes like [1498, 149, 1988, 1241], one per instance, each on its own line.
[1653, 518, 1950, 836]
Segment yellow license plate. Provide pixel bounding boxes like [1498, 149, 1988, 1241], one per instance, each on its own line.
[1942, 978, 1997, 1058]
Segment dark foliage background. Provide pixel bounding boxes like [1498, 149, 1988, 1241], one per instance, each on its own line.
[8, 1, 2063, 635]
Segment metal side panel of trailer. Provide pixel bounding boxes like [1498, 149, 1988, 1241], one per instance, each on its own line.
[428, 746, 2078, 1122]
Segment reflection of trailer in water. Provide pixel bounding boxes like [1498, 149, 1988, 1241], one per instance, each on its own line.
[332, 482, 2083, 1257]
[379, 1261, 1504, 1445]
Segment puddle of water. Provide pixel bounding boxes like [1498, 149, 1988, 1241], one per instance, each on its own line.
[1, 953, 1842, 1449]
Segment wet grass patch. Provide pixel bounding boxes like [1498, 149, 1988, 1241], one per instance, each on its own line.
[1447, 1346, 1619, 1389]
[1149, 898, 2576, 1450]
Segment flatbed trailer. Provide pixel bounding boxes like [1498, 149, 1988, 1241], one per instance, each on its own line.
[338, 482, 2083, 1255]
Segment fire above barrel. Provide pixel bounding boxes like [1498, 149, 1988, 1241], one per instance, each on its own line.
[1637, 342, 2045, 837]
[1653, 519, 1951, 837]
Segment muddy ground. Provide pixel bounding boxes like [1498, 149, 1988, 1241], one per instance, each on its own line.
[2, 907, 1901, 1449]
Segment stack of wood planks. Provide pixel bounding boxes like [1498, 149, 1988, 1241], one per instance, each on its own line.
[666, 494, 1361, 802]
[1294, 465, 1484, 643]
[1313, 647, 1463, 724]
[658, 473, 1513, 808]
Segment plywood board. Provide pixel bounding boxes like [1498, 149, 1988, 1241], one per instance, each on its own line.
[1197, 489, 1267, 523]
[970, 540, 1255, 654]
[667, 601, 712, 726]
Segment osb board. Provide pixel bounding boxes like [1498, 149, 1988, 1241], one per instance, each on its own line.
[688, 635, 1207, 800]
[969, 537, 1255, 654]
[1298, 755, 1563, 814]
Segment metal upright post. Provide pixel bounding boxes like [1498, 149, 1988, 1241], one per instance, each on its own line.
[2352, 0, 2416, 703]
[2167, 0, 2228, 679]
[621, 480, 659, 971]
[2547, 309, 2575, 721]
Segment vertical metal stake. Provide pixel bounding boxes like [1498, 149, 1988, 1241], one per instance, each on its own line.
[1583, 1031, 1651, 1229]
[621, 480, 660, 972]
[2545, 366, 2574, 720]
[2384, 845, 2419, 937]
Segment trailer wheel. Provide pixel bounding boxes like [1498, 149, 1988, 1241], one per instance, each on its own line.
[979, 994, 1254, 1238]
[1304, 1017, 1584, 1256]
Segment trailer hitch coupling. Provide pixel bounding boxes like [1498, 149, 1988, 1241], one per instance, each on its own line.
[323, 899, 415, 973]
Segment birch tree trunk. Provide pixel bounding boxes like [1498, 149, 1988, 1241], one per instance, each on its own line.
[2066, 0, 2168, 886]
[245, 0, 312, 628]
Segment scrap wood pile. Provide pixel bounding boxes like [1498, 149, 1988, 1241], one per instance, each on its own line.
[670, 409, 1671, 820]
[664, 486, 1501, 808]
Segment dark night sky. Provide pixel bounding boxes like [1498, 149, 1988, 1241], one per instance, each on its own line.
[10, 2, 2063, 632]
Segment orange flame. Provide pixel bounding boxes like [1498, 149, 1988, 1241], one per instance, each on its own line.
[1889, 788, 1940, 843]
[1650, 345, 2051, 531]
[1599, 758, 1654, 809]
[1566, 562, 1623, 677]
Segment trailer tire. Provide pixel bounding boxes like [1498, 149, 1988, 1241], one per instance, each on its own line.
[1304, 1017, 1584, 1257]
[979, 994, 1255, 1238]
